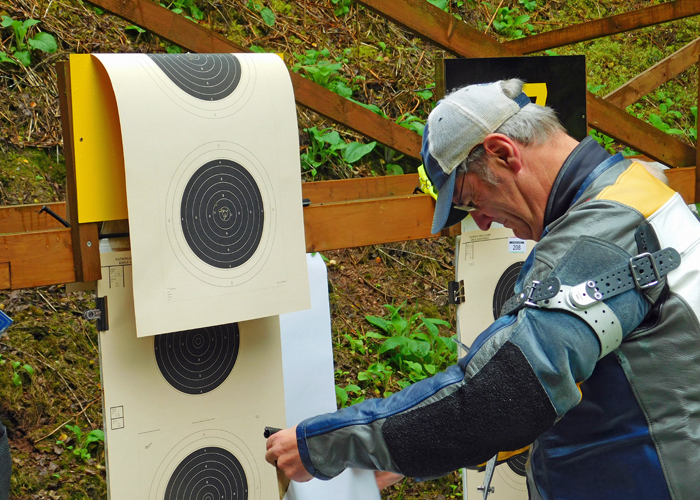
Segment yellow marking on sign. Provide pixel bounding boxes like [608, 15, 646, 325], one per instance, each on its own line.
[522, 82, 547, 106]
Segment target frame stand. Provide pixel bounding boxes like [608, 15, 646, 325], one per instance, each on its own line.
[97, 241, 286, 500]
[455, 218, 533, 500]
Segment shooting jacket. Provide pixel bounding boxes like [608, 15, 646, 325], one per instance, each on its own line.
[296, 137, 700, 499]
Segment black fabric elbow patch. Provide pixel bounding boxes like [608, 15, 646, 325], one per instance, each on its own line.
[381, 341, 556, 478]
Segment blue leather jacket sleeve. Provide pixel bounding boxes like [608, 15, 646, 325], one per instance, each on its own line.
[297, 237, 651, 480]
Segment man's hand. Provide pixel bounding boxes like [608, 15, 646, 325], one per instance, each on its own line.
[265, 426, 313, 482]
[375, 471, 404, 489]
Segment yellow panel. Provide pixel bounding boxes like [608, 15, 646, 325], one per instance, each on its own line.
[596, 162, 676, 218]
[522, 82, 547, 106]
[70, 54, 128, 223]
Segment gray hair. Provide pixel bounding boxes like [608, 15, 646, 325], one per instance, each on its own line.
[456, 78, 566, 184]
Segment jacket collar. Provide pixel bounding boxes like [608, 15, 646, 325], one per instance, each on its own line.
[543, 136, 611, 228]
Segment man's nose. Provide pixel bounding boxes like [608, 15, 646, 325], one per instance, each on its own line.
[471, 212, 493, 231]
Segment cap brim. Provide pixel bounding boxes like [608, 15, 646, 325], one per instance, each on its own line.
[431, 168, 458, 234]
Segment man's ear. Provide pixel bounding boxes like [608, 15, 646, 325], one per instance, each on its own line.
[482, 134, 522, 174]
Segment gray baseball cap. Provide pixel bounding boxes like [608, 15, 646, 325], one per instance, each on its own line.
[421, 81, 531, 233]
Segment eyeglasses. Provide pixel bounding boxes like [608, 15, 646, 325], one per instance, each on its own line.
[453, 201, 479, 212]
[452, 171, 479, 212]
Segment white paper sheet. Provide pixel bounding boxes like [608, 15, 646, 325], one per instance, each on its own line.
[93, 53, 310, 337]
[280, 253, 380, 500]
[97, 247, 286, 500]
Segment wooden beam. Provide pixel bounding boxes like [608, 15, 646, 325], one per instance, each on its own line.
[302, 174, 420, 204]
[0, 202, 67, 234]
[665, 167, 696, 203]
[605, 37, 700, 109]
[355, 0, 513, 57]
[86, 0, 422, 160]
[587, 94, 696, 167]
[56, 62, 102, 283]
[304, 194, 451, 252]
[505, 0, 700, 54]
[0, 229, 76, 289]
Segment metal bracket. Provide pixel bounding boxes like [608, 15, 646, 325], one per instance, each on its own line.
[478, 455, 497, 499]
[448, 280, 465, 305]
[84, 296, 108, 332]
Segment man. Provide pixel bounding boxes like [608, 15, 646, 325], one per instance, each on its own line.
[267, 79, 700, 499]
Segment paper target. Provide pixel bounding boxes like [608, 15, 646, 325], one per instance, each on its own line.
[506, 452, 528, 477]
[164, 446, 248, 500]
[166, 142, 276, 287]
[154, 323, 240, 395]
[140, 53, 256, 119]
[180, 159, 264, 269]
[492, 262, 524, 320]
[147, 54, 242, 102]
[149, 429, 261, 500]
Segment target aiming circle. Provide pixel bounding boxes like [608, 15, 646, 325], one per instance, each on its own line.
[140, 53, 256, 119]
[154, 323, 240, 395]
[506, 452, 528, 477]
[148, 53, 242, 101]
[492, 262, 524, 320]
[149, 429, 261, 500]
[181, 160, 264, 270]
[166, 143, 276, 287]
[164, 447, 248, 500]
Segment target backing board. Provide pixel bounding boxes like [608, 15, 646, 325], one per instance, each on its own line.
[92, 53, 310, 337]
[97, 247, 285, 500]
[455, 218, 532, 500]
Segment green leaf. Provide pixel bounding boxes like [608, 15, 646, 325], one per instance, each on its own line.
[320, 130, 345, 148]
[659, 103, 668, 114]
[22, 364, 33, 375]
[513, 14, 530, 26]
[379, 336, 409, 353]
[426, 0, 448, 9]
[648, 113, 666, 130]
[409, 340, 431, 357]
[22, 19, 41, 30]
[125, 25, 146, 33]
[343, 141, 376, 163]
[424, 364, 437, 375]
[1, 16, 14, 28]
[14, 51, 30, 66]
[345, 384, 361, 393]
[328, 80, 353, 98]
[0, 52, 16, 65]
[190, 5, 204, 20]
[260, 7, 275, 26]
[415, 90, 433, 100]
[365, 331, 387, 340]
[386, 164, 404, 176]
[28, 32, 57, 53]
[12, 373, 21, 386]
[335, 385, 348, 405]
[366, 315, 391, 333]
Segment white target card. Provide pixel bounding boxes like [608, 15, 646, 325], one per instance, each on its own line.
[455, 218, 532, 500]
[93, 53, 310, 337]
[97, 247, 285, 500]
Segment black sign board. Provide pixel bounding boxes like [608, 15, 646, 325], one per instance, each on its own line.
[439, 56, 587, 141]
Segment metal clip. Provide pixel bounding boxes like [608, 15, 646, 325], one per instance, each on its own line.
[630, 252, 660, 289]
[524, 280, 540, 305]
[83, 309, 102, 321]
[448, 280, 465, 305]
[83, 297, 108, 331]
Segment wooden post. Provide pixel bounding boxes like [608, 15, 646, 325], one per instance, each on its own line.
[56, 61, 101, 283]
